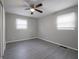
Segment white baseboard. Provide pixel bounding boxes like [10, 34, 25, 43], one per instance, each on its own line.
[38, 37, 78, 51]
[6, 37, 37, 44]
[6, 37, 78, 51]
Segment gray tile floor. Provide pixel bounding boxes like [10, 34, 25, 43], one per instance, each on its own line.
[3, 38, 78, 59]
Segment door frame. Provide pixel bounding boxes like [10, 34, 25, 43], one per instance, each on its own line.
[0, 0, 4, 57]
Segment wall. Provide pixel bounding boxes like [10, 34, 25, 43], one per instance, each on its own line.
[38, 6, 78, 50]
[5, 13, 38, 43]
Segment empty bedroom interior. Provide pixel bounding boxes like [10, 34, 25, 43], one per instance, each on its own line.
[0, 0, 78, 59]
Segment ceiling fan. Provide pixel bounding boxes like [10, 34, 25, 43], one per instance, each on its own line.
[25, 3, 43, 15]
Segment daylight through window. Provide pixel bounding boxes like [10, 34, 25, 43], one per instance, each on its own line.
[16, 19, 27, 29]
[57, 12, 75, 30]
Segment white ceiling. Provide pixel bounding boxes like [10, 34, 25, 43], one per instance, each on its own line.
[4, 0, 78, 18]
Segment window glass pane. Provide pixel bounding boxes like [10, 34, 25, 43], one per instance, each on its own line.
[16, 19, 27, 29]
[57, 12, 75, 30]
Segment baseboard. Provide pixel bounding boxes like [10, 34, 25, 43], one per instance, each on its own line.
[38, 38, 78, 51]
[6, 37, 37, 44]
[6, 37, 78, 51]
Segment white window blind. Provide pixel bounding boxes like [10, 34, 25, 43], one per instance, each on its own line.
[16, 19, 27, 29]
[57, 12, 75, 30]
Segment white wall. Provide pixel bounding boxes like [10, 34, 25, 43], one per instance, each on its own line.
[38, 6, 78, 50]
[5, 13, 38, 43]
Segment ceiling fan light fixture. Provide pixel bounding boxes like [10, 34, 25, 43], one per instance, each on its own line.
[30, 8, 35, 12]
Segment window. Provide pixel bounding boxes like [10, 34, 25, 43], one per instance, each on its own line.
[57, 12, 75, 30]
[16, 19, 27, 29]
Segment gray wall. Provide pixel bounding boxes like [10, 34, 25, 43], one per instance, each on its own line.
[5, 13, 38, 43]
[38, 6, 78, 50]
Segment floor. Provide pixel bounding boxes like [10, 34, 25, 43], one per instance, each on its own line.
[3, 38, 78, 59]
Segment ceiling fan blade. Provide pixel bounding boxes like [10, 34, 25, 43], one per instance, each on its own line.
[24, 0, 34, 5]
[31, 12, 33, 15]
[30, 4, 35, 8]
[35, 9, 43, 13]
[8, 5, 29, 8]
[25, 7, 30, 10]
[36, 3, 42, 8]
[7, 5, 30, 10]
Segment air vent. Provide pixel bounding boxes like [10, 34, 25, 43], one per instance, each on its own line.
[60, 46, 68, 49]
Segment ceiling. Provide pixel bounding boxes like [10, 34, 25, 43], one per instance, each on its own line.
[4, 0, 78, 18]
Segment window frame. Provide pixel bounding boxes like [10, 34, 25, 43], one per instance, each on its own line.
[16, 19, 28, 30]
[56, 12, 76, 30]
